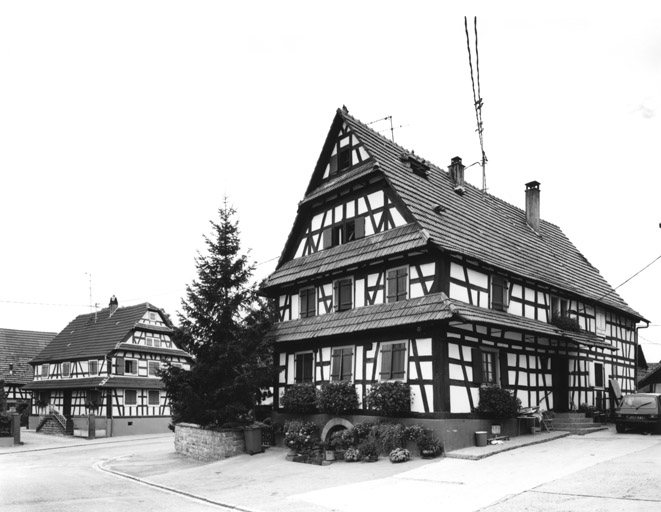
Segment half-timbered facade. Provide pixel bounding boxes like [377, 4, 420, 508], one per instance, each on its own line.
[263, 107, 645, 444]
[25, 299, 192, 437]
[0, 328, 55, 414]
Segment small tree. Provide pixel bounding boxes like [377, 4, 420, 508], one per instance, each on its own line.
[160, 199, 276, 427]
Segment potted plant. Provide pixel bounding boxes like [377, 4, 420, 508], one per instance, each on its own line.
[417, 432, 443, 459]
[283, 419, 318, 457]
[389, 447, 410, 463]
[358, 436, 380, 462]
[344, 447, 361, 462]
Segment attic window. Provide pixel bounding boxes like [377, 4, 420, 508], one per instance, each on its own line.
[400, 152, 430, 177]
[432, 205, 446, 214]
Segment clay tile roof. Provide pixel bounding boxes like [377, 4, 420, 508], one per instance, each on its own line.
[30, 303, 176, 364]
[0, 328, 56, 385]
[285, 108, 643, 320]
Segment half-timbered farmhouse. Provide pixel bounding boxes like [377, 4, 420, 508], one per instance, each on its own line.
[25, 298, 192, 437]
[262, 107, 646, 447]
[0, 328, 55, 415]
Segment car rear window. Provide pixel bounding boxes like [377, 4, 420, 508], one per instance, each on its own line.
[621, 395, 659, 410]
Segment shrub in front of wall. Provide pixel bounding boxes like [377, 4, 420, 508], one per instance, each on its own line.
[374, 423, 407, 453]
[365, 381, 412, 416]
[475, 385, 521, 418]
[317, 381, 359, 415]
[280, 383, 318, 414]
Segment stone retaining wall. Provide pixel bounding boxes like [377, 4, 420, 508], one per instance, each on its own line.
[174, 422, 244, 461]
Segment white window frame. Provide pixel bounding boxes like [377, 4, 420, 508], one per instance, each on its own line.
[481, 348, 499, 385]
[88, 360, 99, 376]
[148, 360, 161, 376]
[148, 390, 160, 406]
[61, 362, 71, 378]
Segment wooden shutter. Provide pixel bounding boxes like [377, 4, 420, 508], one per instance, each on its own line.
[335, 279, 352, 311]
[472, 348, 483, 383]
[116, 357, 124, 375]
[380, 344, 393, 379]
[499, 352, 509, 387]
[491, 275, 506, 311]
[392, 343, 406, 379]
[303, 353, 313, 382]
[354, 216, 365, 239]
[341, 348, 353, 381]
[387, 270, 397, 303]
[322, 227, 333, 249]
[396, 269, 407, 301]
[331, 350, 341, 381]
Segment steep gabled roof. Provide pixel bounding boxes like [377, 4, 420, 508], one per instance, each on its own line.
[0, 328, 56, 385]
[30, 303, 175, 364]
[272, 108, 643, 320]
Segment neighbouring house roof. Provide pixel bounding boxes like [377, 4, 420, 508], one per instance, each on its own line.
[23, 376, 166, 391]
[638, 363, 661, 389]
[0, 328, 56, 385]
[30, 303, 179, 364]
[271, 108, 644, 321]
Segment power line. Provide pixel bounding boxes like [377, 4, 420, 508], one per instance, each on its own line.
[595, 252, 661, 304]
[464, 16, 488, 192]
[0, 299, 88, 308]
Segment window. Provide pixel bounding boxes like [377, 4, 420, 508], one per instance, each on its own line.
[148, 361, 160, 376]
[594, 362, 605, 388]
[38, 391, 50, 405]
[551, 296, 568, 318]
[333, 278, 353, 312]
[148, 390, 160, 405]
[596, 308, 606, 335]
[41, 364, 49, 377]
[149, 312, 157, 322]
[125, 390, 137, 405]
[294, 352, 314, 383]
[380, 342, 407, 380]
[472, 349, 504, 386]
[87, 389, 101, 405]
[330, 136, 353, 176]
[491, 275, 509, 312]
[146, 336, 161, 347]
[322, 218, 365, 249]
[299, 288, 316, 318]
[331, 347, 354, 381]
[88, 360, 99, 376]
[387, 267, 408, 302]
[62, 362, 70, 378]
[125, 359, 138, 375]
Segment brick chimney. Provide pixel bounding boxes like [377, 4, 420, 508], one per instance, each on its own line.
[109, 295, 118, 317]
[449, 156, 464, 186]
[525, 181, 541, 232]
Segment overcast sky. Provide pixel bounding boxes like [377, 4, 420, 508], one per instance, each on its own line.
[2, 2, 661, 360]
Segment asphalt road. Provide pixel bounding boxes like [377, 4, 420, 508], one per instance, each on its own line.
[0, 435, 230, 512]
[2, 428, 661, 512]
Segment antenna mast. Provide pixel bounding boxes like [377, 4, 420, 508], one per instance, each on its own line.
[465, 16, 488, 192]
[85, 272, 93, 313]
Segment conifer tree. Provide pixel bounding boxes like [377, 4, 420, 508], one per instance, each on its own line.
[161, 199, 275, 427]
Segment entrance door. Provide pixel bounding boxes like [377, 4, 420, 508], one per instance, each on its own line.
[63, 390, 72, 417]
[552, 356, 570, 412]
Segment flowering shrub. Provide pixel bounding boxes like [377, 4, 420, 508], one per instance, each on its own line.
[283, 420, 319, 453]
[344, 447, 361, 462]
[357, 436, 379, 460]
[280, 383, 317, 414]
[475, 385, 521, 418]
[317, 381, 359, 415]
[365, 381, 412, 416]
[417, 432, 443, 457]
[329, 428, 356, 450]
[375, 423, 407, 453]
[404, 424, 427, 444]
[389, 447, 410, 463]
[351, 422, 375, 442]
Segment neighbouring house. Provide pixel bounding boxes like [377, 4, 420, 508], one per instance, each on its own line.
[0, 328, 56, 422]
[25, 297, 192, 437]
[261, 107, 646, 449]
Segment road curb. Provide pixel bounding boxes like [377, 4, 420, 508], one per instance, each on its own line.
[95, 456, 259, 512]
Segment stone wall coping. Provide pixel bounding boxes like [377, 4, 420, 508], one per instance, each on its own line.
[176, 422, 243, 433]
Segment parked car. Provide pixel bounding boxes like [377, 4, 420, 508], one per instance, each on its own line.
[614, 393, 661, 434]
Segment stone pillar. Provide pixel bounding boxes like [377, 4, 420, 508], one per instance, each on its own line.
[88, 412, 96, 439]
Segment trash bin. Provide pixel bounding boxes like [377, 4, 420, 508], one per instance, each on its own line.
[475, 431, 488, 447]
[244, 426, 264, 455]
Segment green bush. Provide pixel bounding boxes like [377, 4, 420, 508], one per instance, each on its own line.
[357, 436, 379, 460]
[374, 423, 407, 453]
[475, 385, 521, 418]
[280, 383, 317, 414]
[329, 428, 356, 450]
[317, 381, 359, 415]
[365, 381, 411, 416]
